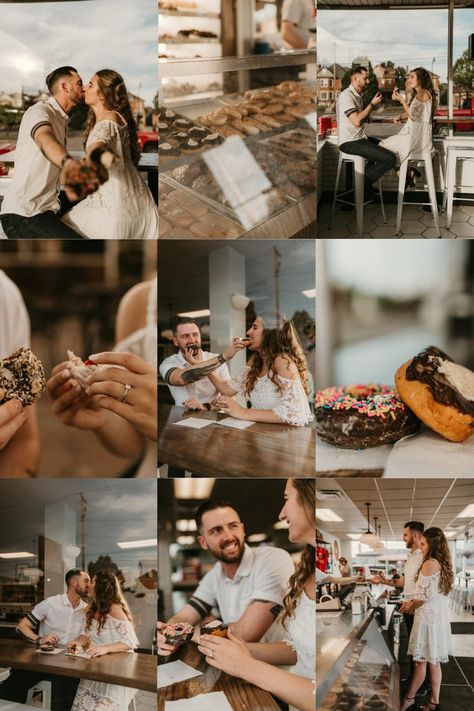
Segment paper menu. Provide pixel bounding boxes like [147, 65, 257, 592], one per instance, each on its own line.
[173, 418, 215, 429]
[215, 417, 254, 430]
[158, 660, 203, 689]
[165, 691, 233, 711]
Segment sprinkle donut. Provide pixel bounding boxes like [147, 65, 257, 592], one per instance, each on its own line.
[315, 384, 420, 449]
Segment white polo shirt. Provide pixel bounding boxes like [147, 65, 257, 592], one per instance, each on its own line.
[0, 271, 30, 359]
[1, 96, 69, 217]
[337, 84, 367, 145]
[159, 350, 230, 407]
[403, 548, 423, 600]
[282, 0, 314, 42]
[193, 544, 295, 643]
[28, 594, 87, 645]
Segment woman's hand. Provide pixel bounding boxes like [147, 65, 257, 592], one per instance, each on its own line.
[198, 627, 254, 679]
[392, 88, 403, 104]
[83, 352, 157, 441]
[87, 644, 110, 658]
[0, 393, 27, 450]
[213, 396, 247, 419]
[46, 362, 108, 432]
[399, 600, 416, 614]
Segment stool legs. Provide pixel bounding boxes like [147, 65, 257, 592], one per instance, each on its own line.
[353, 159, 365, 237]
[446, 151, 456, 229]
[377, 179, 386, 224]
[424, 153, 441, 237]
[396, 159, 409, 235]
[331, 154, 343, 225]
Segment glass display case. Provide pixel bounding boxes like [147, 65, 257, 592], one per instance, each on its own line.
[158, 51, 316, 238]
[317, 608, 400, 711]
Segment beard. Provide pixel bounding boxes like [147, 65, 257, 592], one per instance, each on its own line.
[209, 538, 245, 564]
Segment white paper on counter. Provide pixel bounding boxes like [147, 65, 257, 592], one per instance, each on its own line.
[165, 691, 233, 711]
[158, 660, 203, 689]
[316, 436, 392, 472]
[36, 647, 64, 655]
[215, 417, 254, 430]
[384, 428, 474, 477]
[173, 418, 215, 429]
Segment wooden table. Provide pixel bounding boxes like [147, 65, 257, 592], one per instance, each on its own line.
[158, 403, 315, 477]
[158, 642, 280, 711]
[0, 639, 156, 692]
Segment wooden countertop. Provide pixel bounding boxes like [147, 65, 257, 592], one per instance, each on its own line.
[158, 642, 280, 711]
[158, 403, 315, 477]
[0, 639, 156, 692]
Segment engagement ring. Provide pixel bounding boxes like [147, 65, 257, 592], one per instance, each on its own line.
[121, 383, 132, 403]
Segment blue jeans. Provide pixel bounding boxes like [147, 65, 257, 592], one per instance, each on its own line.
[340, 137, 396, 185]
[0, 211, 82, 239]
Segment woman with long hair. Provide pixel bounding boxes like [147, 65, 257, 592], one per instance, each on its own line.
[198, 479, 315, 711]
[380, 67, 435, 187]
[399, 527, 454, 711]
[185, 313, 313, 426]
[62, 69, 158, 238]
[68, 571, 139, 710]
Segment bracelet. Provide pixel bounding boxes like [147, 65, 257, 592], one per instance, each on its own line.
[60, 154, 73, 168]
[203, 403, 211, 411]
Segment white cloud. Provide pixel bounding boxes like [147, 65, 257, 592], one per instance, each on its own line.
[318, 9, 473, 82]
[0, 0, 157, 103]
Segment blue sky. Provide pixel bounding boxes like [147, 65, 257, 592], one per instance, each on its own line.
[318, 9, 472, 82]
[0, 0, 157, 104]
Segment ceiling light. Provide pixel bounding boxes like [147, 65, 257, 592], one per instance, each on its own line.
[117, 539, 157, 549]
[0, 552, 34, 559]
[174, 479, 215, 500]
[457, 504, 474, 518]
[347, 534, 361, 540]
[360, 503, 378, 546]
[316, 508, 343, 522]
[247, 533, 267, 543]
[176, 519, 197, 532]
[177, 309, 210, 318]
[445, 531, 457, 538]
[177, 536, 196, 546]
[302, 288, 316, 298]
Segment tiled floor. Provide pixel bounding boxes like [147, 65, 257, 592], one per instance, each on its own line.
[135, 689, 157, 710]
[318, 202, 474, 238]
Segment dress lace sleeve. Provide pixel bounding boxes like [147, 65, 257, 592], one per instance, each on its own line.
[88, 120, 121, 151]
[273, 376, 314, 427]
[109, 618, 140, 651]
[410, 98, 425, 122]
[414, 574, 432, 602]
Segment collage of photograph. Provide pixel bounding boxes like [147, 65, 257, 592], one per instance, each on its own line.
[0, 1, 472, 711]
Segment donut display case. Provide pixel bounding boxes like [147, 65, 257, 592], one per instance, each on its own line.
[158, 52, 316, 238]
[317, 603, 400, 711]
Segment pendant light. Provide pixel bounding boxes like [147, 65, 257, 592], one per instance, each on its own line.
[360, 503, 378, 546]
[373, 524, 386, 553]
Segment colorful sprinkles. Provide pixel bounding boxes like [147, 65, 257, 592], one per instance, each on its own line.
[316, 384, 406, 420]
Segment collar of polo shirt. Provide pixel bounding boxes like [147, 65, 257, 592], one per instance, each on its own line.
[47, 95, 69, 121]
[221, 543, 253, 582]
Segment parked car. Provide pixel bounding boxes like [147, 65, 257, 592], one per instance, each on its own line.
[434, 96, 474, 134]
[0, 143, 15, 176]
[137, 130, 158, 153]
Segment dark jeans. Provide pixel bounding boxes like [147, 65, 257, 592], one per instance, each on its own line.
[0, 211, 82, 239]
[404, 612, 430, 692]
[340, 137, 396, 185]
[0, 670, 79, 710]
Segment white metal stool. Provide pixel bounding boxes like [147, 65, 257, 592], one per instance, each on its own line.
[445, 145, 474, 228]
[332, 151, 386, 237]
[397, 150, 440, 237]
[26, 680, 51, 710]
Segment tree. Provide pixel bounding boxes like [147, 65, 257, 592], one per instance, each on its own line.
[453, 50, 474, 90]
[88, 555, 126, 588]
[381, 61, 395, 68]
[396, 66, 407, 90]
[341, 61, 379, 107]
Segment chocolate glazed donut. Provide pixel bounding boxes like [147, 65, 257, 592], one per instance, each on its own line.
[396, 346, 474, 442]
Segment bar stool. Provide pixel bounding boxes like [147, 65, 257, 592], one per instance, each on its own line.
[26, 680, 51, 710]
[396, 150, 440, 237]
[444, 145, 474, 228]
[332, 151, 386, 238]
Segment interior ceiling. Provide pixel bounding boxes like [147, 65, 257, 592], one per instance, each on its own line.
[157, 241, 315, 327]
[316, 479, 474, 541]
[0, 480, 157, 558]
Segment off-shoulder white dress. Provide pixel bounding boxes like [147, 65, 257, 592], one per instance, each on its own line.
[407, 565, 452, 664]
[63, 115, 158, 239]
[285, 591, 316, 711]
[70, 616, 140, 711]
[379, 95, 433, 166]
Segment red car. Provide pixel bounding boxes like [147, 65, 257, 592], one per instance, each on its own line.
[434, 96, 474, 133]
[0, 143, 15, 176]
[137, 130, 158, 153]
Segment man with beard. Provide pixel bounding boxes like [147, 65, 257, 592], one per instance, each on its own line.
[2, 569, 91, 710]
[159, 318, 235, 412]
[371, 521, 430, 699]
[157, 499, 294, 654]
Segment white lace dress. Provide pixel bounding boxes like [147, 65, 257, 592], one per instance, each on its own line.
[231, 367, 313, 427]
[407, 569, 452, 664]
[70, 616, 140, 711]
[284, 592, 316, 711]
[379, 95, 433, 166]
[62, 117, 158, 239]
[114, 277, 157, 478]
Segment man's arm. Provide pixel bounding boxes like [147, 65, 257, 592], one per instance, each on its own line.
[16, 614, 58, 646]
[281, 20, 307, 49]
[33, 124, 69, 168]
[164, 355, 229, 387]
[347, 93, 383, 127]
[230, 599, 283, 643]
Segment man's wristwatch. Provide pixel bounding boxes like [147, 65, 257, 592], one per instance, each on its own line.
[203, 403, 211, 411]
[217, 353, 227, 365]
[60, 154, 73, 168]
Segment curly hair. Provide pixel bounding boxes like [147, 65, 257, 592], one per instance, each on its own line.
[84, 69, 141, 166]
[85, 571, 133, 633]
[416, 527, 454, 596]
[281, 480, 315, 628]
[244, 314, 310, 399]
[409, 67, 436, 120]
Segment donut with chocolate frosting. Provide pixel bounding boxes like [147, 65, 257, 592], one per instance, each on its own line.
[316, 384, 420, 448]
[395, 346, 474, 442]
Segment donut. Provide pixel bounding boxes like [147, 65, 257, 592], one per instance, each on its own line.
[0, 347, 46, 406]
[161, 622, 194, 645]
[316, 384, 420, 448]
[200, 620, 228, 638]
[395, 346, 474, 442]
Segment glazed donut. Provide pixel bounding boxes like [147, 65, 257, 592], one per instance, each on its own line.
[395, 346, 474, 442]
[0, 347, 46, 406]
[316, 384, 420, 449]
